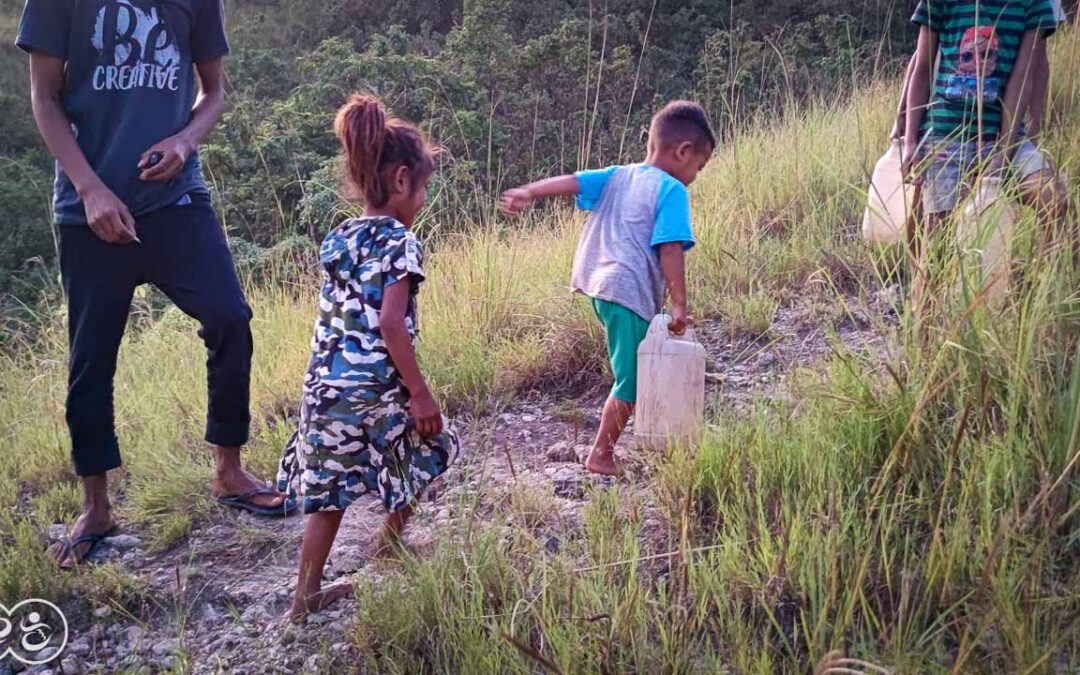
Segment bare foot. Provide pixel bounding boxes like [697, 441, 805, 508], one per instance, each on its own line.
[212, 468, 286, 510]
[288, 582, 354, 623]
[48, 511, 117, 570]
[369, 534, 405, 561]
[584, 448, 620, 476]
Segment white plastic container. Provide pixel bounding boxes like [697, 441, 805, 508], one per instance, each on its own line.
[635, 314, 707, 449]
[862, 141, 914, 245]
[957, 176, 1016, 303]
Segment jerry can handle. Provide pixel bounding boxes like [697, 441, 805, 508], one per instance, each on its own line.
[648, 313, 699, 343]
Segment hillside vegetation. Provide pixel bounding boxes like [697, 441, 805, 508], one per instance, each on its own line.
[1, 2, 1079, 672]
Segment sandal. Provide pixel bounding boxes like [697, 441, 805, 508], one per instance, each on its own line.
[217, 486, 297, 518]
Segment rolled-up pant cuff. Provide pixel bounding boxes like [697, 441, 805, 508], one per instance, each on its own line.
[72, 437, 122, 477]
[206, 418, 250, 448]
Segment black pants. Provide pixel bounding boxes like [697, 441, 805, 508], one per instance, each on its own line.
[59, 194, 253, 477]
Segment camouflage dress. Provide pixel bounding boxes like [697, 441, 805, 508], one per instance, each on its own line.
[277, 216, 459, 514]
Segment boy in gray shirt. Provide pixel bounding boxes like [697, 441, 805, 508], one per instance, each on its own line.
[500, 101, 716, 475]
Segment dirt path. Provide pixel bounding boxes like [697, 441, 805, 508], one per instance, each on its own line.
[24, 289, 899, 675]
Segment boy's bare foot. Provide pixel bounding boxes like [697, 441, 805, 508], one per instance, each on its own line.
[287, 582, 354, 623]
[584, 449, 620, 476]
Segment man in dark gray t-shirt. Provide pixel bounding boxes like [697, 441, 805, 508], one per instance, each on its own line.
[17, 0, 293, 567]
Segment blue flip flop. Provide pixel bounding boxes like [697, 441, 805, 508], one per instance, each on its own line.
[55, 526, 118, 568]
[217, 486, 297, 518]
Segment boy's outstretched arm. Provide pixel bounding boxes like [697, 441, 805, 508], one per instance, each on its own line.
[658, 243, 690, 335]
[903, 25, 938, 177]
[499, 175, 579, 216]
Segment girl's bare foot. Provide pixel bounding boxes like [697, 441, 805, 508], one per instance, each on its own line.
[287, 581, 354, 623]
[584, 448, 620, 476]
[369, 533, 405, 561]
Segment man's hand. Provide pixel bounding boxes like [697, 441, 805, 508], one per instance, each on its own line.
[410, 388, 445, 439]
[82, 183, 137, 244]
[669, 304, 693, 336]
[139, 134, 195, 181]
[499, 188, 534, 217]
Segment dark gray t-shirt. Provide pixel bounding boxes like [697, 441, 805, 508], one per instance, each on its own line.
[16, 0, 229, 225]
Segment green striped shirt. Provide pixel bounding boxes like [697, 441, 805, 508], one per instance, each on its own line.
[912, 0, 1057, 139]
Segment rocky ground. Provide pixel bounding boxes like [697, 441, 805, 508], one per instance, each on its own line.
[15, 289, 900, 675]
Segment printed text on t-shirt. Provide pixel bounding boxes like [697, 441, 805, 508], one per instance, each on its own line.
[91, 0, 180, 91]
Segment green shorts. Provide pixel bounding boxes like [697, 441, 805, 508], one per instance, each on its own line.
[591, 297, 650, 403]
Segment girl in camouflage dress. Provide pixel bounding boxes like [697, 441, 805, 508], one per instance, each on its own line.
[278, 94, 459, 621]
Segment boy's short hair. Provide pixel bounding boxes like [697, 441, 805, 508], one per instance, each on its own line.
[650, 101, 717, 153]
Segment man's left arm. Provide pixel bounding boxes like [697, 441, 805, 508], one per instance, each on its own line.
[139, 58, 226, 181]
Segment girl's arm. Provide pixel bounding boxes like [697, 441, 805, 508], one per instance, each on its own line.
[903, 25, 938, 177]
[499, 175, 579, 216]
[381, 277, 444, 438]
[658, 243, 690, 335]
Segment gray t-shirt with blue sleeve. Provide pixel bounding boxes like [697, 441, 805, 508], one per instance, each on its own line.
[571, 164, 695, 322]
[16, 0, 229, 225]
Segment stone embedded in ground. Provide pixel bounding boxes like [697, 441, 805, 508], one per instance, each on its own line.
[545, 441, 577, 463]
[545, 464, 585, 499]
[60, 657, 78, 673]
[48, 523, 67, 541]
[68, 637, 92, 657]
[93, 606, 112, 619]
[122, 625, 145, 647]
[102, 534, 142, 550]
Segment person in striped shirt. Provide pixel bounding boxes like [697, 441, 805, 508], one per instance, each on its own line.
[901, 0, 1068, 310]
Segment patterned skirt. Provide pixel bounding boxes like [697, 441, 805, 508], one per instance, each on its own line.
[276, 380, 459, 514]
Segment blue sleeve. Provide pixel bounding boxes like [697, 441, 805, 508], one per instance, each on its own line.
[15, 0, 71, 60]
[192, 0, 231, 63]
[651, 176, 695, 252]
[574, 166, 620, 211]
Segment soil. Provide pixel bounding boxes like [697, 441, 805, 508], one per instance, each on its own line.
[19, 288, 900, 675]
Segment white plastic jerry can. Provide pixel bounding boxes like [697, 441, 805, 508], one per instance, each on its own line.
[862, 141, 914, 246]
[958, 176, 1016, 303]
[635, 314, 708, 449]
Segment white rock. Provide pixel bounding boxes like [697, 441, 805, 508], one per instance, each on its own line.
[68, 637, 92, 656]
[93, 606, 112, 619]
[48, 524, 68, 541]
[121, 625, 144, 645]
[60, 657, 78, 674]
[101, 534, 141, 550]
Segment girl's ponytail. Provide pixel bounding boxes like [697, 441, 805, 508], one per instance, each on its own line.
[334, 93, 436, 208]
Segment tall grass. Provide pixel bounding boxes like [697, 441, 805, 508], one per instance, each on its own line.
[1, 25, 1078, 673]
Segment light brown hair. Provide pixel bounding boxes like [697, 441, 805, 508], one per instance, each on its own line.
[334, 93, 437, 207]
